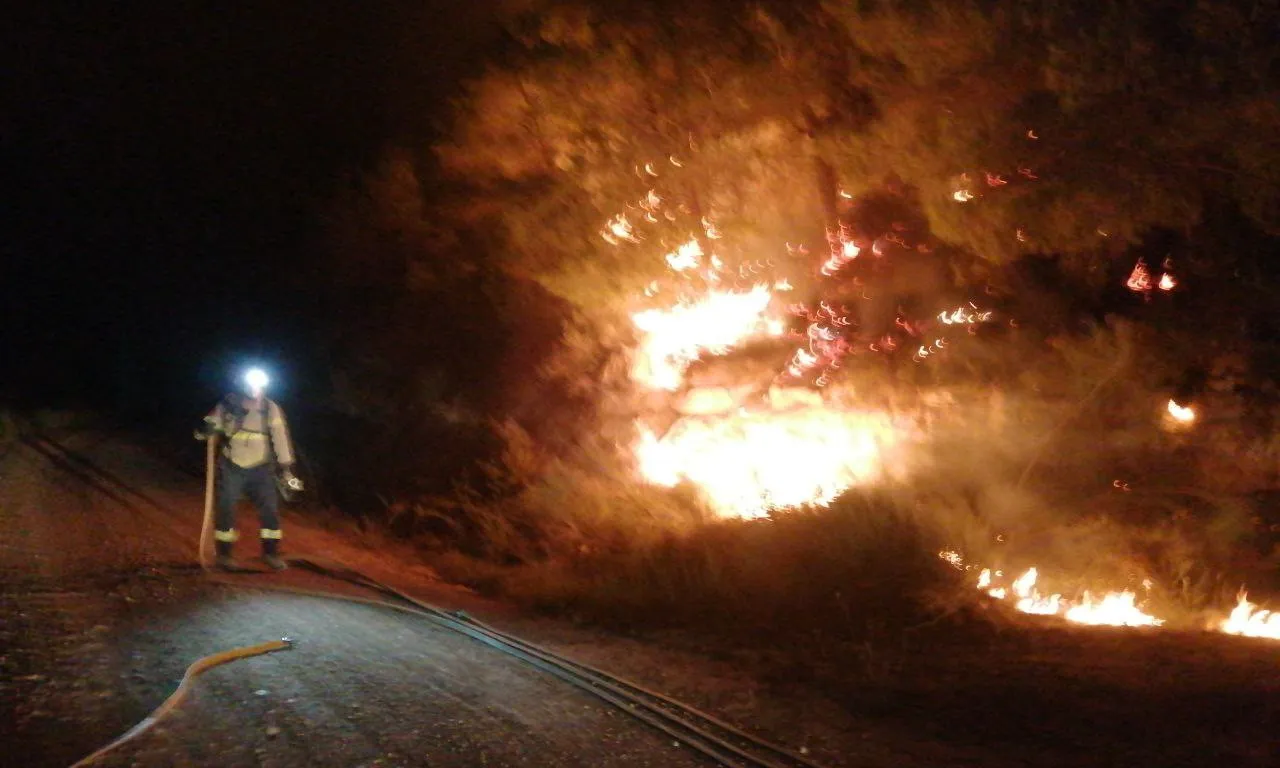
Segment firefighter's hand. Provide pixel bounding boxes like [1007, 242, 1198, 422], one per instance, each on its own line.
[281, 467, 304, 492]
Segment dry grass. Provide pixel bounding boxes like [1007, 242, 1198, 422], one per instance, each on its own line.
[431, 489, 974, 645]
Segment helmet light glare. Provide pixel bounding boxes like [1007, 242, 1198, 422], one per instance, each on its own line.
[244, 368, 270, 393]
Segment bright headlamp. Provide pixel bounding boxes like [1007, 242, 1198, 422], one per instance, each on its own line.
[243, 367, 270, 393]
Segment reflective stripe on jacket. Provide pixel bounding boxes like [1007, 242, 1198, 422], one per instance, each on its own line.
[203, 397, 295, 468]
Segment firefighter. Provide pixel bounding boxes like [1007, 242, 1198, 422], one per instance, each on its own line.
[196, 367, 302, 570]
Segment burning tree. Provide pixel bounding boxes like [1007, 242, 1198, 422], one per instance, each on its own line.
[317, 0, 1280, 635]
[433, 2, 999, 515]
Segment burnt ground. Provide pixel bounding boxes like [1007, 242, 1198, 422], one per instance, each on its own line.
[2, 426, 1279, 767]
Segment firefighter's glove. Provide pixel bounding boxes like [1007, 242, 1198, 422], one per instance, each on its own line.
[281, 467, 304, 493]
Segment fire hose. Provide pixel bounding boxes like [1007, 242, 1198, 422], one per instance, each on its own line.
[198, 435, 217, 570]
[24, 432, 828, 768]
[68, 639, 294, 768]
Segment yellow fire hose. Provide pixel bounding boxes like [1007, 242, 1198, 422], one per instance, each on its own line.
[198, 435, 218, 571]
[69, 637, 293, 766]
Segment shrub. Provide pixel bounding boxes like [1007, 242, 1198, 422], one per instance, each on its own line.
[445, 489, 967, 642]
[0, 409, 17, 448]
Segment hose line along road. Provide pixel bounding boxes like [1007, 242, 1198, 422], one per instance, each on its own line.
[0, 429, 713, 768]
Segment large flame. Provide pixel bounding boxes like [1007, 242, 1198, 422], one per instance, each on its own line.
[604, 158, 1277, 646]
[621, 200, 907, 516]
[631, 285, 777, 390]
[636, 398, 901, 518]
[627, 231, 905, 517]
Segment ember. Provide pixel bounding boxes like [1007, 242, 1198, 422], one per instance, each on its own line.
[1166, 399, 1196, 424]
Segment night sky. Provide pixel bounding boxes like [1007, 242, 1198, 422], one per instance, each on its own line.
[5, 2, 496, 418]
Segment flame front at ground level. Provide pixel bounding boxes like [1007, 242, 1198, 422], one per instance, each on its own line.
[1064, 591, 1164, 627]
[947, 554, 1280, 638]
[960, 559, 1165, 628]
[1218, 593, 1280, 639]
[636, 403, 901, 519]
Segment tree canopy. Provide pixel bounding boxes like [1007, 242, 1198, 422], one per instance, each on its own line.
[312, 0, 1280, 500]
[432, 0, 1278, 309]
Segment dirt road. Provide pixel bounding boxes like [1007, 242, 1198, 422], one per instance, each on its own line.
[5, 426, 1280, 768]
[0, 431, 708, 768]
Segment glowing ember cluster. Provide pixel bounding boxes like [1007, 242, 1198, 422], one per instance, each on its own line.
[820, 226, 861, 277]
[786, 216, 996, 383]
[1126, 257, 1178, 295]
[938, 305, 994, 326]
[780, 296, 995, 376]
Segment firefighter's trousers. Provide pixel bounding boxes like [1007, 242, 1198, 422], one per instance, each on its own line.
[214, 458, 282, 555]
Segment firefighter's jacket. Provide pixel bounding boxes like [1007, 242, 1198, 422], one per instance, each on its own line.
[204, 396, 295, 469]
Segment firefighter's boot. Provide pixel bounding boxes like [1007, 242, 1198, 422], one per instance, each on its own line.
[261, 538, 287, 571]
[215, 540, 236, 571]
